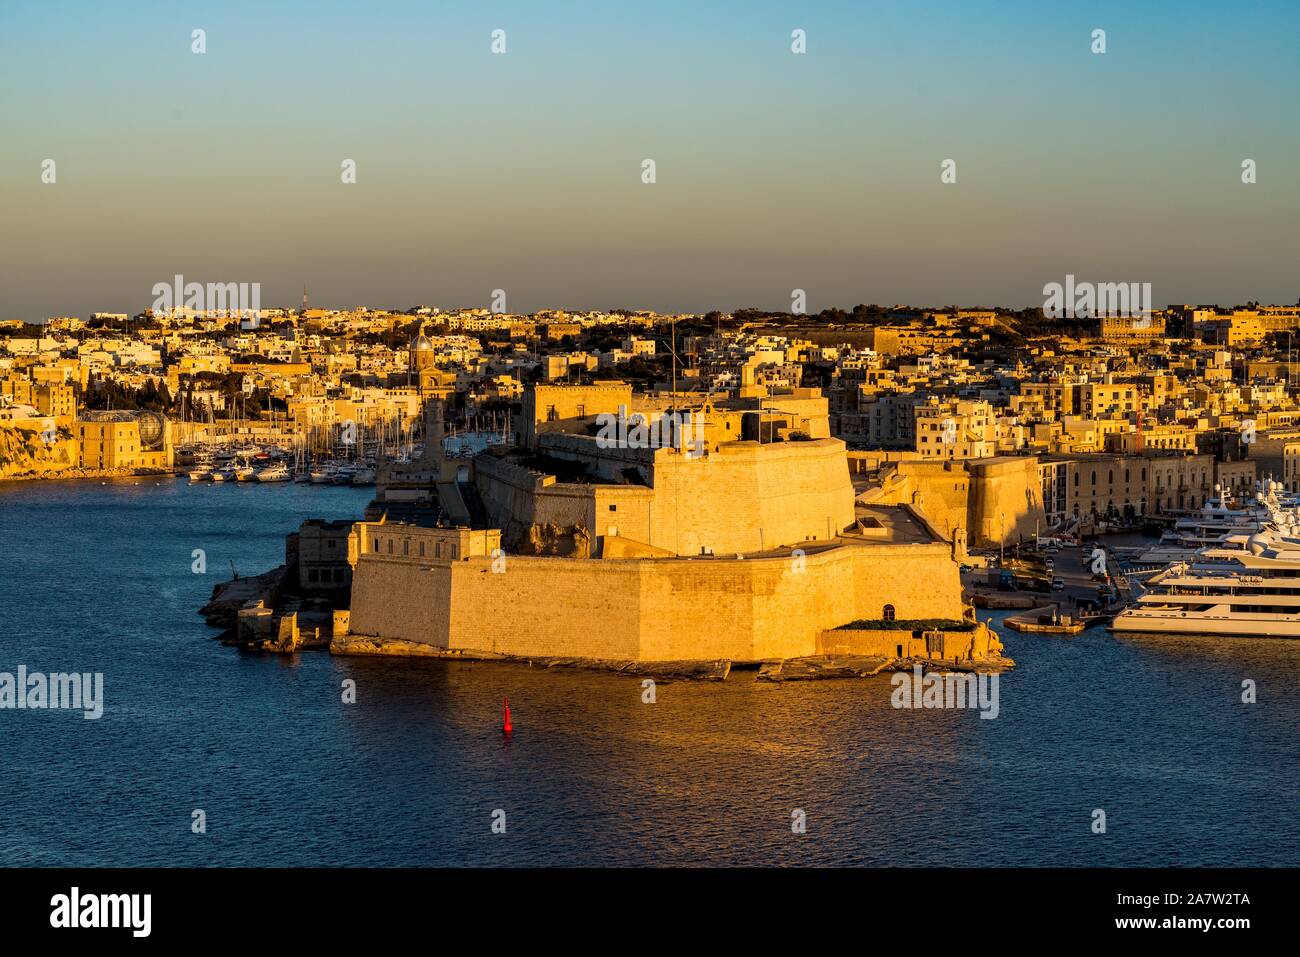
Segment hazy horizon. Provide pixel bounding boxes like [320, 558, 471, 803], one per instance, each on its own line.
[3, 0, 1298, 321]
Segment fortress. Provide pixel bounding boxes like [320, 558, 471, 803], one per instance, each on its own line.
[314, 377, 993, 667]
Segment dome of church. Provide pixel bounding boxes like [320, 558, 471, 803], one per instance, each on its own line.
[409, 320, 435, 352]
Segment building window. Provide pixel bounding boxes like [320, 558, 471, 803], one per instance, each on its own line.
[883, 604, 896, 622]
[609, 504, 617, 512]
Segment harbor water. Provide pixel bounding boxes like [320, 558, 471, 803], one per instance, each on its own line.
[1, 478, 1297, 866]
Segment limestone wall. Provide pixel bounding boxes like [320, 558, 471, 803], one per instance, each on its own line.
[477, 436, 855, 557]
[816, 623, 1002, 661]
[967, 457, 1046, 546]
[348, 557, 454, 646]
[648, 438, 856, 555]
[858, 455, 1046, 547]
[521, 382, 632, 447]
[346, 541, 964, 663]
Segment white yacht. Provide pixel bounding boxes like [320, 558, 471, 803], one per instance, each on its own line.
[255, 463, 291, 483]
[1113, 522, 1300, 638]
[1131, 482, 1287, 567]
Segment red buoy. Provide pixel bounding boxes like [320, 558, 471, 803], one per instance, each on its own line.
[502, 697, 513, 735]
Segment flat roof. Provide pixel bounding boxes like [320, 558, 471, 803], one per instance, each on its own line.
[854, 505, 940, 544]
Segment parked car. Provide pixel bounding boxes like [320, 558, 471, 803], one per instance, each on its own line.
[1051, 576, 1065, 591]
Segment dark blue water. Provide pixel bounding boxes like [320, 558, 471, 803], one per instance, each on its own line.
[1, 477, 1297, 866]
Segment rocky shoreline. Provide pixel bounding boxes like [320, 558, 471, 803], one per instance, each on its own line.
[326, 634, 1013, 681]
[199, 566, 289, 630]
[0, 465, 173, 484]
[756, 653, 1015, 682]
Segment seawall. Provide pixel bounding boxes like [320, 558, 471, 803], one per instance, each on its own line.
[345, 536, 965, 663]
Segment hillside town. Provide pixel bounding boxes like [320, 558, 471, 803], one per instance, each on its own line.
[4, 301, 1299, 516]
[7, 297, 1300, 653]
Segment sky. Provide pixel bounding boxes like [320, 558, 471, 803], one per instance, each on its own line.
[1, 0, 1297, 320]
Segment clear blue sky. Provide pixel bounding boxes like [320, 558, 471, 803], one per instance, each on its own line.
[1, 0, 1297, 319]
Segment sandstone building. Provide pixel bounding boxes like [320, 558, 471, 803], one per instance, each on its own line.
[337, 385, 974, 663]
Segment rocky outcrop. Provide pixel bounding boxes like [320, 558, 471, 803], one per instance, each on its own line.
[199, 565, 287, 629]
[518, 521, 591, 557]
[329, 635, 489, 658]
[329, 634, 731, 679]
[0, 426, 77, 479]
[758, 655, 892, 681]
[229, 609, 333, 653]
[759, 653, 1014, 682]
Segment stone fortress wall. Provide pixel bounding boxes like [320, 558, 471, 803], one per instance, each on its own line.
[515, 432, 857, 557]
[347, 521, 965, 662]
[343, 383, 972, 664]
[854, 453, 1045, 547]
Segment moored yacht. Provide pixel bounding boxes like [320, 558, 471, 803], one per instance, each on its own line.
[1113, 522, 1300, 638]
[1131, 482, 1288, 567]
[255, 463, 291, 483]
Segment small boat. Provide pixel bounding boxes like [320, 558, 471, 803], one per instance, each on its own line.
[350, 467, 376, 486]
[309, 466, 337, 485]
[211, 467, 236, 483]
[331, 467, 357, 485]
[188, 467, 213, 482]
[256, 464, 291, 483]
[234, 465, 257, 482]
